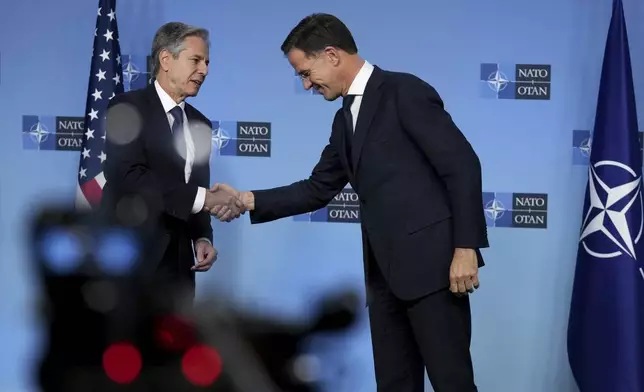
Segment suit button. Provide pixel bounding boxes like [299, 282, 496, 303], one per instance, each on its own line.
[361, 199, 367, 205]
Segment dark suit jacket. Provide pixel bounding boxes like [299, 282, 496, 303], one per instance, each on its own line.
[249, 66, 489, 301]
[100, 83, 213, 281]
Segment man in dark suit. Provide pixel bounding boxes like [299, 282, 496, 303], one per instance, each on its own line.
[213, 13, 488, 392]
[101, 22, 243, 305]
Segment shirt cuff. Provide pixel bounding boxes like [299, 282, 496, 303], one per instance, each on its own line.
[191, 186, 206, 214]
[195, 237, 212, 245]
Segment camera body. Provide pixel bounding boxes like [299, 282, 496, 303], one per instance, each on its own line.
[31, 206, 359, 392]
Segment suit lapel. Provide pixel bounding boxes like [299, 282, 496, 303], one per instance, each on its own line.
[351, 67, 384, 173]
[146, 84, 173, 144]
[184, 104, 213, 169]
[145, 85, 185, 169]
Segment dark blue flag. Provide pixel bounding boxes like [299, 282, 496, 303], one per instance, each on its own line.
[75, 0, 124, 209]
[568, 0, 644, 391]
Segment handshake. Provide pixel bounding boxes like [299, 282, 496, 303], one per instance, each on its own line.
[202, 183, 254, 222]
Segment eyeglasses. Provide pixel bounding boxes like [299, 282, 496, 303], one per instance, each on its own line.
[296, 55, 322, 81]
[297, 70, 312, 81]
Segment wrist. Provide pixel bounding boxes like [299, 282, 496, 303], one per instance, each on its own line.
[243, 191, 255, 211]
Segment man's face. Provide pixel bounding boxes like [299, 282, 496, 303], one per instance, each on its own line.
[163, 36, 209, 99]
[288, 48, 341, 101]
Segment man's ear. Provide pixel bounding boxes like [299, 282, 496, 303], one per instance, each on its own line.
[324, 46, 341, 66]
[158, 49, 172, 72]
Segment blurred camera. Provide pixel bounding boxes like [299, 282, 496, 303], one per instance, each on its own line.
[30, 205, 359, 392]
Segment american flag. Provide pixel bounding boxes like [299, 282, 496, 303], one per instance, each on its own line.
[75, 0, 124, 210]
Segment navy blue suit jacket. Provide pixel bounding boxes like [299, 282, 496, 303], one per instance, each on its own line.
[249, 66, 489, 300]
[101, 84, 213, 273]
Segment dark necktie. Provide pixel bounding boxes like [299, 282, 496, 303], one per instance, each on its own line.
[342, 94, 356, 162]
[169, 106, 186, 159]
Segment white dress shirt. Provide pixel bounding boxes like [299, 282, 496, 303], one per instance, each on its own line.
[346, 60, 375, 131]
[153, 80, 206, 214]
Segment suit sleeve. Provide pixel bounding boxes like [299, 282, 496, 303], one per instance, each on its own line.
[188, 183, 213, 243]
[188, 117, 214, 243]
[103, 97, 198, 222]
[249, 136, 349, 224]
[396, 79, 488, 249]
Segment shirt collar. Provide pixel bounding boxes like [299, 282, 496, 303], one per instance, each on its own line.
[347, 60, 374, 96]
[154, 79, 185, 113]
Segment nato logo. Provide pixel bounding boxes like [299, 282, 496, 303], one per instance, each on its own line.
[293, 70, 321, 95]
[211, 121, 271, 157]
[572, 129, 643, 165]
[480, 63, 551, 100]
[294, 188, 360, 223]
[22, 115, 85, 151]
[122, 54, 152, 91]
[483, 192, 548, 228]
[579, 159, 643, 264]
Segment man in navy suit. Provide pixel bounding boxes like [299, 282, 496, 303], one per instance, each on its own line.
[102, 22, 243, 305]
[214, 13, 488, 392]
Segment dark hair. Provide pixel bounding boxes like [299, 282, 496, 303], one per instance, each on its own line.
[280, 13, 358, 57]
[151, 22, 209, 76]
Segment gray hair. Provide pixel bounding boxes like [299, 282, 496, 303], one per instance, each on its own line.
[150, 22, 210, 77]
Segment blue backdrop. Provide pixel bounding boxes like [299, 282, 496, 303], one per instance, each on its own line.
[1, 0, 644, 391]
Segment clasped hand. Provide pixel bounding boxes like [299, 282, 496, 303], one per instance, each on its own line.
[202, 183, 246, 222]
[449, 248, 480, 297]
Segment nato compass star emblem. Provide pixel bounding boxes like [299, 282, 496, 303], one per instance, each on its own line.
[123, 60, 141, 85]
[579, 160, 644, 260]
[211, 124, 231, 152]
[487, 69, 509, 93]
[484, 198, 505, 221]
[579, 137, 592, 157]
[29, 121, 50, 145]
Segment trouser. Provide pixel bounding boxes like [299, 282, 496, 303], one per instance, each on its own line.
[366, 253, 477, 392]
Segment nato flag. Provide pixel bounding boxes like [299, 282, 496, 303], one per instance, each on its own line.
[567, 0, 644, 391]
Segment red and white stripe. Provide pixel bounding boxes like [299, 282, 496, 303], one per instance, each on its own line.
[76, 171, 106, 210]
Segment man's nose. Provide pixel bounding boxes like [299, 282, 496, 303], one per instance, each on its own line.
[199, 61, 208, 76]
